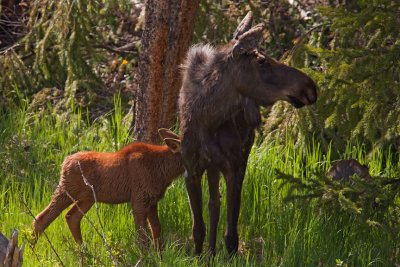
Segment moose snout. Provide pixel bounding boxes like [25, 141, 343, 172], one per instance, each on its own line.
[282, 67, 318, 108]
[304, 86, 317, 105]
[300, 78, 318, 106]
[286, 83, 317, 108]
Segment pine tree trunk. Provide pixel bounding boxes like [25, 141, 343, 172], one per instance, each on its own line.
[132, 0, 199, 143]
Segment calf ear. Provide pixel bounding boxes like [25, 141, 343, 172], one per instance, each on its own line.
[233, 11, 253, 40]
[158, 128, 180, 141]
[232, 24, 264, 58]
[164, 138, 181, 153]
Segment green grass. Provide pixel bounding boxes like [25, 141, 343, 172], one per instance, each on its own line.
[0, 97, 399, 266]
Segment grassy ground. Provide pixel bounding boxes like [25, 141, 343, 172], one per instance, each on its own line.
[0, 97, 399, 266]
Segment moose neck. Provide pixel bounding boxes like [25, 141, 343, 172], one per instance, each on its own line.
[179, 44, 244, 135]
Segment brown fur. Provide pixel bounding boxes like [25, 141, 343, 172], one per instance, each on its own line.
[33, 133, 182, 247]
[327, 159, 371, 183]
[178, 11, 318, 255]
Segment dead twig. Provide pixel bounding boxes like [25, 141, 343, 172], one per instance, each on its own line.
[77, 161, 119, 266]
[63, 191, 104, 243]
[280, 23, 332, 63]
[17, 192, 66, 267]
[64, 190, 128, 267]
[94, 41, 139, 55]
[0, 43, 21, 54]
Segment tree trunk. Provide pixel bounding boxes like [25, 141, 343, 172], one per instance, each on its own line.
[132, 0, 199, 144]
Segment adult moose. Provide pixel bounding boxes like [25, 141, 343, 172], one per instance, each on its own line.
[179, 11, 317, 255]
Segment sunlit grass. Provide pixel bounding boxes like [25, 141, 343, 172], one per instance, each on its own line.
[0, 97, 399, 266]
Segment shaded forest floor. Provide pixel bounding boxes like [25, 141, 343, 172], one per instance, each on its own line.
[0, 97, 399, 266]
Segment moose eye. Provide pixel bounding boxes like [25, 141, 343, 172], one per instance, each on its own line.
[257, 57, 265, 65]
[256, 57, 268, 66]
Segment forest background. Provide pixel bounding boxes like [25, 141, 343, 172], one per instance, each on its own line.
[0, 0, 399, 266]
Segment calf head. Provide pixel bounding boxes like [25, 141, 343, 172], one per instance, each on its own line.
[229, 11, 317, 108]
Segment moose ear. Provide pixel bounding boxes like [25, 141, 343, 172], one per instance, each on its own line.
[233, 11, 253, 40]
[158, 128, 180, 141]
[232, 24, 264, 58]
[164, 138, 181, 154]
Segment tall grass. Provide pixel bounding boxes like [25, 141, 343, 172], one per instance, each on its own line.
[0, 98, 399, 266]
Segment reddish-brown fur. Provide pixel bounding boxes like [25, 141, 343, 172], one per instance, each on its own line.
[33, 131, 182, 247]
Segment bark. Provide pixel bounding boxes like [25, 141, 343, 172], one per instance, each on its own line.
[132, 0, 199, 144]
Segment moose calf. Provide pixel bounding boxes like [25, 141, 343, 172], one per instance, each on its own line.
[33, 129, 182, 247]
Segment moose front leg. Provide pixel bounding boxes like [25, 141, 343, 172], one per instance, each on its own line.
[185, 170, 206, 255]
[223, 165, 246, 255]
[207, 166, 221, 255]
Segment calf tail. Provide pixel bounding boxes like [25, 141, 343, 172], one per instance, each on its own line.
[32, 186, 73, 237]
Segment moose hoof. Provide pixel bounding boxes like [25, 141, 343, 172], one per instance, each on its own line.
[224, 233, 238, 255]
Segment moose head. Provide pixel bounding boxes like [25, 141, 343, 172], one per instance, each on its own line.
[227, 11, 317, 108]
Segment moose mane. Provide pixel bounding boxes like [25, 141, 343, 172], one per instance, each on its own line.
[181, 44, 217, 82]
[179, 43, 243, 134]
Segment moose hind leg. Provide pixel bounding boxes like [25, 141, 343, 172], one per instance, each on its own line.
[185, 170, 206, 255]
[207, 166, 220, 255]
[65, 200, 93, 244]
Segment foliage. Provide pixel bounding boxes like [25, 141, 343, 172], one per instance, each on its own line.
[195, 0, 310, 58]
[0, 0, 140, 113]
[1, 101, 400, 266]
[3, 0, 398, 150]
[276, 170, 400, 228]
[1, 2, 399, 265]
[264, 0, 400, 152]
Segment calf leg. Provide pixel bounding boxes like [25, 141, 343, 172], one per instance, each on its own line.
[132, 203, 149, 247]
[147, 204, 161, 249]
[33, 188, 73, 237]
[207, 166, 220, 255]
[185, 170, 206, 255]
[65, 199, 94, 244]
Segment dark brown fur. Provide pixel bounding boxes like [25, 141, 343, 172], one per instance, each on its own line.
[33, 132, 182, 247]
[327, 159, 371, 183]
[178, 12, 318, 255]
